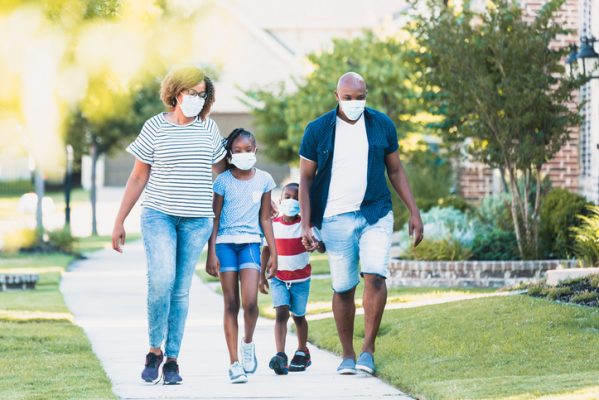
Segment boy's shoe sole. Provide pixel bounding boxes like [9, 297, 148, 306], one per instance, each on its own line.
[356, 364, 374, 375]
[230, 375, 248, 384]
[269, 356, 289, 375]
[288, 360, 311, 372]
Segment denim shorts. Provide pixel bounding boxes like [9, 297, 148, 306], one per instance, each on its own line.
[270, 277, 310, 317]
[216, 242, 261, 273]
[320, 211, 393, 293]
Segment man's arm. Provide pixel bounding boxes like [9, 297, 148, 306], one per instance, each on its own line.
[299, 157, 318, 248]
[385, 150, 424, 246]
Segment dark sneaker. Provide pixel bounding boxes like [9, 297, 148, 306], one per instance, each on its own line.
[162, 360, 182, 385]
[289, 349, 311, 372]
[141, 352, 163, 382]
[268, 352, 288, 375]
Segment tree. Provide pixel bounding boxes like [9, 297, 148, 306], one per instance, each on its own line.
[246, 31, 427, 164]
[66, 78, 163, 235]
[410, 0, 587, 258]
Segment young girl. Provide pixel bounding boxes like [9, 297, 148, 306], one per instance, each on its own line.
[206, 128, 278, 384]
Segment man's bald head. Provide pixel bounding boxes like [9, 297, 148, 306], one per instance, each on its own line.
[336, 72, 367, 92]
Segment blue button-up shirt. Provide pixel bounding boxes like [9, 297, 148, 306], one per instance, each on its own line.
[299, 107, 399, 229]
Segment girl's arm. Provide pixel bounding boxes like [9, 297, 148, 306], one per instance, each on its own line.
[112, 160, 150, 253]
[259, 245, 270, 294]
[206, 193, 224, 277]
[260, 190, 277, 278]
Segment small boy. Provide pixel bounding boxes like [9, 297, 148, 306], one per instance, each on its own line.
[259, 182, 325, 375]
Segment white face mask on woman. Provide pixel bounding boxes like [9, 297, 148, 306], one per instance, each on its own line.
[230, 152, 256, 170]
[179, 94, 205, 117]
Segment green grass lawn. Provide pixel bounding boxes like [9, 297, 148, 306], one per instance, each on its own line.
[74, 233, 141, 254]
[309, 295, 599, 400]
[0, 236, 116, 399]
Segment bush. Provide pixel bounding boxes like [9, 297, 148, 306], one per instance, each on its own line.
[470, 228, 519, 261]
[540, 188, 591, 259]
[2, 228, 37, 253]
[48, 228, 77, 253]
[436, 195, 475, 214]
[402, 238, 472, 261]
[571, 290, 598, 304]
[545, 286, 572, 301]
[477, 193, 513, 231]
[571, 206, 599, 267]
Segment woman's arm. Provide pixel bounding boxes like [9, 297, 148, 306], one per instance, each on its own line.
[259, 245, 270, 294]
[212, 158, 227, 175]
[112, 160, 151, 252]
[206, 193, 224, 277]
[260, 191, 278, 278]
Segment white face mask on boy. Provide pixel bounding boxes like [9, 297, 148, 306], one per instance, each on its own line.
[279, 198, 300, 217]
[229, 152, 256, 170]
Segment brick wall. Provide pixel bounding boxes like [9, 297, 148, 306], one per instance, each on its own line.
[457, 0, 581, 201]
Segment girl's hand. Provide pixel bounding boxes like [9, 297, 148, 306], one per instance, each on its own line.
[259, 276, 269, 294]
[112, 222, 126, 253]
[267, 255, 278, 278]
[206, 252, 220, 277]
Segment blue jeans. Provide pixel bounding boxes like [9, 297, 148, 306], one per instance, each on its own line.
[270, 277, 311, 317]
[320, 211, 393, 293]
[215, 242, 261, 273]
[141, 207, 213, 358]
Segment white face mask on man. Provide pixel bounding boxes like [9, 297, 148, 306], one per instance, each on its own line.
[179, 94, 205, 118]
[339, 99, 366, 121]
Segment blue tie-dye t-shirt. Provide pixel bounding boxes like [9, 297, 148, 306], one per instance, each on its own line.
[213, 168, 276, 244]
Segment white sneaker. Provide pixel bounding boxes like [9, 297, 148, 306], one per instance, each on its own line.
[240, 340, 257, 374]
[228, 361, 247, 384]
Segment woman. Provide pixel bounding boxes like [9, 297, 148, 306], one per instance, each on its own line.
[111, 65, 227, 385]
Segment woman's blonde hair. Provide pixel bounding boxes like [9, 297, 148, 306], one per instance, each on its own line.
[160, 65, 215, 120]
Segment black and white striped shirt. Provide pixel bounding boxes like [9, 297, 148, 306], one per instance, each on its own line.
[126, 113, 226, 217]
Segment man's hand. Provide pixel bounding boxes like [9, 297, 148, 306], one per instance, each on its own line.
[259, 276, 269, 294]
[205, 251, 220, 277]
[301, 225, 316, 251]
[409, 212, 424, 247]
[112, 223, 126, 253]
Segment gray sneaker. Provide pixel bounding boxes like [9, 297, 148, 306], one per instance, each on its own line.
[356, 352, 375, 375]
[240, 340, 257, 374]
[229, 361, 248, 384]
[336, 358, 357, 375]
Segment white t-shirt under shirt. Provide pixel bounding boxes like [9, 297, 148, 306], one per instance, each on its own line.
[323, 115, 369, 218]
[126, 113, 227, 217]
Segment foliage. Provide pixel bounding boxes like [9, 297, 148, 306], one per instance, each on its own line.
[402, 238, 472, 261]
[48, 228, 77, 253]
[571, 206, 599, 267]
[476, 193, 513, 231]
[436, 194, 474, 214]
[0, 180, 34, 197]
[540, 188, 591, 258]
[526, 274, 599, 307]
[470, 227, 519, 261]
[2, 228, 37, 253]
[247, 31, 428, 164]
[411, 0, 588, 259]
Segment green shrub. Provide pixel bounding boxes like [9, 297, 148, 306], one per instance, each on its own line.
[540, 188, 591, 259]
[526, 283, 546, 297]
[477, 193, 513, 231]
[437, 195, 474, 214]
[589, 274, 599, 289]
[403, 238, 472, 261]
[471, 228, 519, 261]
[48, 228, 77, 253]
[571, 290, 598, 304]
[571, 206, 599, 267]
[545, 286, 572, 301]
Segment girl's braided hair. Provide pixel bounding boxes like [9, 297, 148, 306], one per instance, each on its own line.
[224, 128, 256, 169]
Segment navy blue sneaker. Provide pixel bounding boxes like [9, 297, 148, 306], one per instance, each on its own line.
[356, 352, 375, 375]
[269, 352, 288, 375]
[289, 349, 311, 372]
[162, 360, 182, 385]
[141, 352, 163, 382]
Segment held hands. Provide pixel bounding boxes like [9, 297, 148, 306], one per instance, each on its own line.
[301, 225, 317, 251]
[266, 255, 278, 279]
[409, 211, 424, 247]
[111, 223, 126, 253]
[259, 275, 269, 294]
[205, 250, 220, 277]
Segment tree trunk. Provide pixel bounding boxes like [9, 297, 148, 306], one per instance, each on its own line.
[90, 139, 99, 237]
[34, 168, 44, 245]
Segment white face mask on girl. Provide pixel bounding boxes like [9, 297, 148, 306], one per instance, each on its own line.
[179, 94, 205, 117]
[230, 152, 256, 170]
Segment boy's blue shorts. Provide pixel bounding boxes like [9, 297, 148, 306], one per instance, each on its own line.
[270, 277, 310, 317]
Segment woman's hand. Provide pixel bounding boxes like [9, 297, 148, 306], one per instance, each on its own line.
[112, 222, 126, 253]
[267, 255, 278, 279]
[259, 275, 269, 294]
[206, 251, 220, 277]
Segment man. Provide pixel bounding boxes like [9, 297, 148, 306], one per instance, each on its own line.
[299, 72, 424, 375]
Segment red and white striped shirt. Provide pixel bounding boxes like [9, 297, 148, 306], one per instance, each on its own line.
[271, 216, 312, 282]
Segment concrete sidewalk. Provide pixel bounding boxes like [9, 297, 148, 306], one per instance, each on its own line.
[61, 241, 412, 400]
